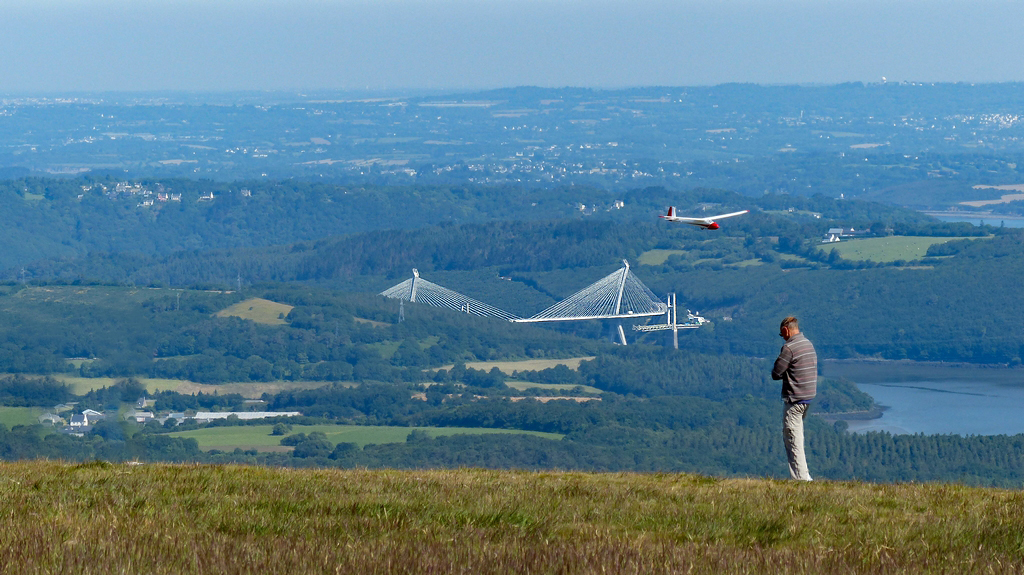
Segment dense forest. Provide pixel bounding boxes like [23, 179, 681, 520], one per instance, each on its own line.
[1, 190, 1018, 366]
[0, 177, 930, 273]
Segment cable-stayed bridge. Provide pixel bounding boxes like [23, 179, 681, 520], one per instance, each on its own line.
[381, 260, 665, 322]
[512, 260, 666, 323]
[379, 269, 521, 321]
[380, 261, 704, 345]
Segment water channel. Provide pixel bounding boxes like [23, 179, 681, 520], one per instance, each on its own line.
[823, 361, 1024, 436]
[926, 212, 1024, 228]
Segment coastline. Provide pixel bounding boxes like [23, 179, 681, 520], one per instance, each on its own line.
[824, 358, 1021, 369]
[818, 405, 886, 422]
[921, 210, 1024, 221]
[823, 358, 1024, 387]
[820, 360, 1024, 434]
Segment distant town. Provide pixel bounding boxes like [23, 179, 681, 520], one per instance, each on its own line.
[3, 84, 1024, 200]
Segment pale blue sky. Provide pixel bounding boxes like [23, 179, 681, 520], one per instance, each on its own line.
[1, 0, 1022, 92]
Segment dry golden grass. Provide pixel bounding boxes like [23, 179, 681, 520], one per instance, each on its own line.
[215, 297, 294, 325]
[173, 380, 338, 398]
[354, 317, 391, 328]
[3, 463, 1024, 574]
[505, 380, 603, 394]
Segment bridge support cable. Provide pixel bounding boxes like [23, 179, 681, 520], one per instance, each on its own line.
[382, 261, 678, 326]
[380, 271, 521, 321]
[513, 260, 667, 323]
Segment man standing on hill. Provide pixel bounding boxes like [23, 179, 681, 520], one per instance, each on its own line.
[772, 316, 817, 481]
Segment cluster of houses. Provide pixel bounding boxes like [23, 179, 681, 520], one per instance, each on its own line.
[75, 182, 252, 207]
[821, 227, 869, 243]
[38, 396, 300, 437]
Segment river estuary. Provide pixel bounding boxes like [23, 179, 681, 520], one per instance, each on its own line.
[824, 361, 1024, 436]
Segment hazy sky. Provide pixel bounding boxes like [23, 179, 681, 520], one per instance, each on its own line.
[2, 0, 1023, 92]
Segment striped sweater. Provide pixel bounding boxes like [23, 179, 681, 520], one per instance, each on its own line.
[771, 332, 818, 401]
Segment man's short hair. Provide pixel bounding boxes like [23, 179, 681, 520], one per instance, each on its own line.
[780, 316, 799, 330]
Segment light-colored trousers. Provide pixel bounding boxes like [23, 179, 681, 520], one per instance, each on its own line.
[783, 402, 813, 481]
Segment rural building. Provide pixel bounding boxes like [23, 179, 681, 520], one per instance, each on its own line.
[38, 413, 64, 426]
[191, 411, 301, 423]
[82, 409, 105, 421]
[127, 410, 155, 423]
[822, 228, 843, 243]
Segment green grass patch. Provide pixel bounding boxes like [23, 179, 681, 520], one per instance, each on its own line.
[49, 376, 179, 395]
[505, 381, 603, 394]
[2, 285, 230, 308]
[15, 374, 335, 398]
[433, 357, 596, 375]
[827, 236, 982, 263]
[47, 375, 124, 395]
[353, 317, 390, 328]
[169, 424, 564, 451]
[775, 252, 810, 262]
[639, 249, 686, 266]
[215, 297, 293, 325]
[0, 407, 44, 427]
[30, 375, 196, 395]
[4, 463, 1024, 573]
[172, 380, 339, 399]
[368, 340, 402, 359]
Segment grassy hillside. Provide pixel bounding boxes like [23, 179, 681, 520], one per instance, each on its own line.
[825, 235, 986, 263]
[3, 462, 1023, 574]
[169, 424, 564, 451]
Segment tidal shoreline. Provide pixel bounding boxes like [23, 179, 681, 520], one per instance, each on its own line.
[821, 363, 1024, 435]
[818, 405, 887, 422]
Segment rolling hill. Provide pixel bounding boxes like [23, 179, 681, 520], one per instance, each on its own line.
[3, 462, 1021, 574]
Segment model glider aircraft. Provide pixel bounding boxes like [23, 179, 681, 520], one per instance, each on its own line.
[659, 207, 749, 230]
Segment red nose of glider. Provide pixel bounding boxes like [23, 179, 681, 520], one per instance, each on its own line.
[708, 222, 719, 230]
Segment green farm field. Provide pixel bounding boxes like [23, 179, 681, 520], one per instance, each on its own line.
[826, 236, 982, 263]
[13, 374, 334, 398]
[169, 424, 564, 451]
[435, 357, 596, 375]
[0, 407, 44, 427]
[638, 249, 686, 266]
[4, 462, 1024, 574]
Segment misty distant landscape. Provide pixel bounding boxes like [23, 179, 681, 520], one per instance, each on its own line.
[4, 84, 1024, 210]
[0, 83, 1022, 487]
